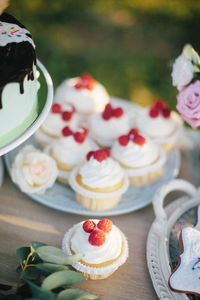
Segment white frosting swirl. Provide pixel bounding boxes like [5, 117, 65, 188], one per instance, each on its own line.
[0, 21, 35, 47]
[51, 135, 95, 166]
[137, 109, 178, 140]
[79, 157, 125, 188]
[40, 110, 78, 137]
[54, 77, 109, 114]
[11, 145, 58, 194]
[70, 220, 122, 264]
[89, 113, 130, 146]
[111, 138, 159, 168]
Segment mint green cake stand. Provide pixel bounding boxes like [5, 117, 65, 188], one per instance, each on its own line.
[0, 59, 53, 185]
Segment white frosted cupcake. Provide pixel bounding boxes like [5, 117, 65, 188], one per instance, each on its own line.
[11, 145, 58, 194]
[62, 219, 128, 280]
[35, 103, 79, 148]
[54, 73, 109, 116]
[111, 129, 166, 186]
[136, 100, 183, 152]
[47, 126, 97, 184]
[89, 103, 130, 147]
[69, 149, 129, 211]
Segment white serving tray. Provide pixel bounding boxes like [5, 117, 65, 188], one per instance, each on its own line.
[147, 178, 200, 299]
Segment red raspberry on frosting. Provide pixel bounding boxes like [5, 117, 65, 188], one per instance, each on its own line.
[97, 219, 112, 233]
[93, 149, 110, 162]
[133, 134, 146, 146]
[83, 220, 96, 233]
[73, 132, 86, 143]
[118, 135, 129, 146]
[149, 107, 159, 118]
[62, 111, 72, 121]
[51, 103, 62, 114]
[162, 108, 171, 118]
[154, 99, 166, 111]
[62, 126, 72, 137]
[114, 107, 123, 118]
[89, 229, 106, 246]
[86, 151, 94, 161]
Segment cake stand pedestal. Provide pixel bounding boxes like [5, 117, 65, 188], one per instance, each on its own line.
[0, 59, 54, 186]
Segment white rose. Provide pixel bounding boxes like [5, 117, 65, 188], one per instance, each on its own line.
[11, 145, 58, 194]
[171, 54, 194, 91]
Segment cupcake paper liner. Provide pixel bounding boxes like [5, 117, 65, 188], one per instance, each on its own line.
[69, 167, 129, 199]
[62, 223, 129, 278]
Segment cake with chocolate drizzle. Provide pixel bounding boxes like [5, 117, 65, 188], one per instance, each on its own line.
[0, 12, 39, 147]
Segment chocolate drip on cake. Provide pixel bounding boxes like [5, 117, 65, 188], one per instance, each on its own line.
[0, 13, 36, 109]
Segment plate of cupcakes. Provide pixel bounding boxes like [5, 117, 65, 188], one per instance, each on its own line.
[4, 74, 182, 216]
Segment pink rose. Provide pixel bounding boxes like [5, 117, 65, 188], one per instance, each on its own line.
[177, 80, 200, 129]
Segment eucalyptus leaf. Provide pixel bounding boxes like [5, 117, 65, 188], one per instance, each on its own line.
[191, 48, 200, 65]
[1, 295, 22, 300]
[42, 270, 85, 290]
[57, 288, 99, 300]
[31, 241, 47, 252]
[26, 280, 55, 300]
[37, 246, 83, 265]
[16, 266, 40, 280]
[35, 263, 69, 275]
[16, 247, 30, 263]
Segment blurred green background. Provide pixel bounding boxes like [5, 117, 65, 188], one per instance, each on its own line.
[7, 0, 200, 108]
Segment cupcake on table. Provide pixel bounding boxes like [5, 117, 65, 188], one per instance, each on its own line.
[89, 103, 130, 147]
[111, 128, 166, 186]
[47, 126, 97, 184]
[69, 149, 129, 211]
[35, 103, 79, 148]
[54, 73, 109, 118]
[136, 99, 183, 152]
[62, 218, 128, 280]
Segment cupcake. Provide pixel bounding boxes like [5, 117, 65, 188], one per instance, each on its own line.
[89, 103, 130, 147]
[35, 103, 79, 148]
[111, 128, 166, 186]
[54, 73, 109, 116]
[47, 126, 97, 184]
[62, 218, 128, 280]
[69, 149, 129, 211]
[136, 99, 183, 152]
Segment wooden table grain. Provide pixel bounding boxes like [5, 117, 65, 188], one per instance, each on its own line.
[0, 152, 195, 300]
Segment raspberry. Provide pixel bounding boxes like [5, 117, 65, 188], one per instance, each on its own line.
[128, 128, 138, 136]
[82, 127, 88, 136]
[93, 149, 109, 162]
[149, 107, 159, 118]
[73, 132, 86, 143]
[88, 229, 106, 246]
[51, 103, 62, 114]
[154, 99, 166, 111]
[86, 80, 95, 90]
[81, 73, 92, 81]
[162, 108, 171, 118]
[133, 134, 146, 146]
[83, 220, 96, 233]
[97, 219, 112, 233]
[86, 151, 94, 161]
[62, 126, 72, 137]
[62, 111, 72, 121]
[114, 107, 123, 118]
[102, 110, 112, 120]
[74, 81, 82, 89]
[118, 135, 129, 146]
[104, 103, 112, 112]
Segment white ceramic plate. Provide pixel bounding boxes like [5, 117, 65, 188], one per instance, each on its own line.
[0, 59, 53, 156]
[4, 135, 180, 216]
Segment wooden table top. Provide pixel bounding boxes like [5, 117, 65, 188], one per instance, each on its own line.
[0, 152, 195, 300]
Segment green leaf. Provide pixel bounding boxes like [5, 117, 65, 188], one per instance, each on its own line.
[16, 247, 30, 263]
[42, 270, 85, 290]
[26, 280, 55, 300]
[31, 241, 47, 252]
[183, 44, 193, 60]
[36, 246, 83, 265]
[35, 262, 69, 275]
[16, 266, 40, 280]
[57, 288, 99, 300]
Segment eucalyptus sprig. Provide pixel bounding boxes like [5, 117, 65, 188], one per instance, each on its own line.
[1, 241, 99, 300]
